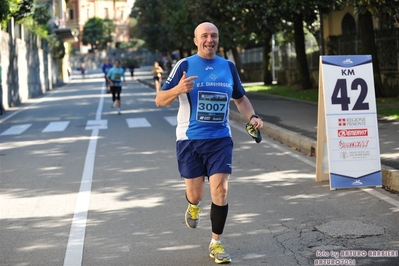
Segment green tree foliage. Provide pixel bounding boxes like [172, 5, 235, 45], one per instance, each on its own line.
[0, 0, 10, 26]
[33, 4, 51, 25]
[1, 0, 33, 27]
[1, 0, 50, 36]
[130, 0, 171, 53]
[161, 0, 195, 55]
[130, 0, 398, 94]
[187, 0, 249, 74]
[354, 0, 399, 23]
[13, 0, 35, 22]
[350, 0, 399, 97]
[23, 5, 52, 38]
[82, 17, 115, 51]
[47, 34, 65, 59]
[130, 0, 329, 88]
[233, 1, 285, 84]
[271, 0, 341, 90]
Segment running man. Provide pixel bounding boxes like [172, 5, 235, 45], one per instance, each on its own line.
[155, 22, 264, 264]
[106, 59, 126, 115]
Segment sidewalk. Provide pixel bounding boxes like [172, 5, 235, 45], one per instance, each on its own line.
[229, 92, 399, 193]
[134, 65, 399, 193]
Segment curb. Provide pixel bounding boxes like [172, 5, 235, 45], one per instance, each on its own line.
[230, 110, 399, 193]
[139, 78, 399, 193]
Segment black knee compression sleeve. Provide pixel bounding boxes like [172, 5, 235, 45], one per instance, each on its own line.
[210, 203, 228, 235]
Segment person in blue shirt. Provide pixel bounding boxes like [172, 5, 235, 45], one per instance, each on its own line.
[106, 59, 126, 114]
[155, 22, 264, 264]
[102, 59, 113, 93]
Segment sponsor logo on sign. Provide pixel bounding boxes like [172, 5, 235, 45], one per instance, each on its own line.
[338, 118, 346, 126]
[343, 58, 353, 64]
[338, 117, 366, 127]
[352, 180, 363, 186]
[338, 128, 368, 137]
[339, 140, 369, 149]
[339, 151, 371, 159]
[350, 151, 371, 159]
[340, 152, 349, 159]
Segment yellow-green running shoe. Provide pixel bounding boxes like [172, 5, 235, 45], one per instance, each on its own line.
[209, 241, 232, 264]
[185, 202, 201, 229]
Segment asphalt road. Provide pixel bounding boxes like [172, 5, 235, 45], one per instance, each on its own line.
[1, 73, 399, 266]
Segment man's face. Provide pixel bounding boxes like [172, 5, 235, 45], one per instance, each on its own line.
[194, 23, 219, 59]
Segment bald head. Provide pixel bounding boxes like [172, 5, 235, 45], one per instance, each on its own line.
[193, 22, 219, 59]
[194, 22, 218, 38]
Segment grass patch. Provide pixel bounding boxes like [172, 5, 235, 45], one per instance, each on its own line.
[377, 108, 399, 120]
[244, 84, 399, 120]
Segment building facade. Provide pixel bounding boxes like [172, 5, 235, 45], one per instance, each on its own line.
[65, 0, 131, 54]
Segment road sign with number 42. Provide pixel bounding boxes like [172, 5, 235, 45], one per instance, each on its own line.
[318, 55, 382, 189]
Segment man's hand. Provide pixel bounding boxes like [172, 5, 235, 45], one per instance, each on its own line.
[155, 72, 197, 107]
[250, 117, 264, 130]
[177, 71, 197, 94]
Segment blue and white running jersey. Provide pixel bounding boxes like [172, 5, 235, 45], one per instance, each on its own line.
[161, 54, 246, 140]
[107, 67, 125, 86]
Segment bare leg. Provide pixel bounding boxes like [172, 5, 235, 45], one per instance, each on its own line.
[185, 176, 205, 204]
[209, 173, 230, 240]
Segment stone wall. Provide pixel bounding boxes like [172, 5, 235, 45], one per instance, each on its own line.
[1, 30, 57, 110]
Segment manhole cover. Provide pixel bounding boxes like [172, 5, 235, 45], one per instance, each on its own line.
[315, 220, 385, 238]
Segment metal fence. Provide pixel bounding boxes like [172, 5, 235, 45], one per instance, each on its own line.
[239, 30, 399, 89]
[327, 28, 399, 71]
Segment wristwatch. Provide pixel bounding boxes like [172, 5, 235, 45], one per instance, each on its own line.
[250, 114, 259, 120]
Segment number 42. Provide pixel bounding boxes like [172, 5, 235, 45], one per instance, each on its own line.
[331, 78, 369, 111]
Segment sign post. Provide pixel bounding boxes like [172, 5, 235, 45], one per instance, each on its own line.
[316, 55, 382, 190]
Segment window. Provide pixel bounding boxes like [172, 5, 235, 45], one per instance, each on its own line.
[341, 13, 356, 35]
[69, 9, 74, 20]
[104, 8, 109, 19]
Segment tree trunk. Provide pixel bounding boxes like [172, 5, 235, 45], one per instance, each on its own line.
[293, 13, 313, 90]
[263, 31, 273, 85]
[358, 10, 385, 97]
[231, 47, 244, 80]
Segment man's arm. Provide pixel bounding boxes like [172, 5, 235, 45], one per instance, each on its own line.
[106, 70, 113, 86]
[233, 95, 263, 129]
[155, 88, 181, 107]
[122, 70, 127, 86]
[155, 71, 197, 107]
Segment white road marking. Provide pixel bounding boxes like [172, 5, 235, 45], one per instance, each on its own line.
[361, 188, 399, 211]
[63, 86, 107, 266]
[0, 124, 32, 135]
[164, 116, 177, 126]
[63, 129, 98, 266]
[0, 115, 179, 136]
[42, 121, 70, 132]
[126, 117, 151, 128]
[85, 119, 108, 130]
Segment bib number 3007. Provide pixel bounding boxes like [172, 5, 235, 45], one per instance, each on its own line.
[331, 78, 369, 111]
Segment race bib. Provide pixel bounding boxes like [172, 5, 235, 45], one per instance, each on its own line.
[196, 91, 228, 122]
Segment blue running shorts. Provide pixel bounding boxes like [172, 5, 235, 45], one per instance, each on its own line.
[176, 137, 233, 178]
